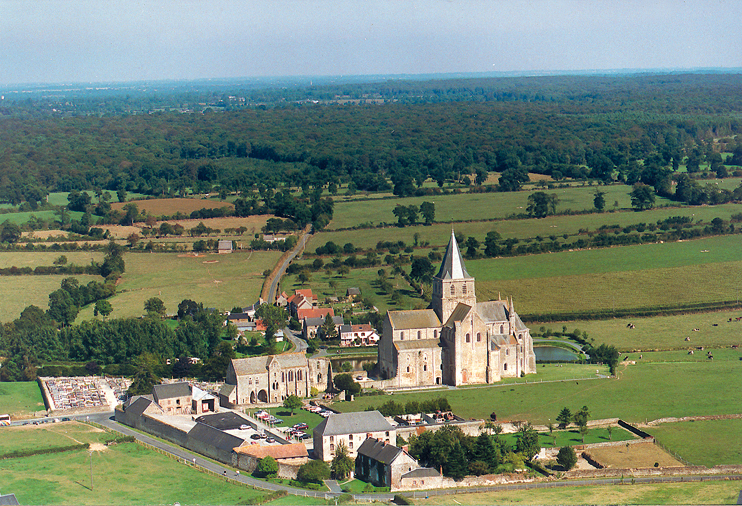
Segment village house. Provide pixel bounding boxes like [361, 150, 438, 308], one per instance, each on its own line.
[217, 239, 233, 253]
[346, 287, 361, 302]
[355, 437, 427, 489]
[313, 411, 395, 461]
[302, 314, 343, 341]
[152, 382, 217, 415]
[339, 323, 380, 346]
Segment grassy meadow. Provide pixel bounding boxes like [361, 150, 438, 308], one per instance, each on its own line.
[0, 274, 102, 320]
[650, 418, 742, 467]
[335, 358, 741, 425]
[77, 250, 282, 320]
[0, 382, 46, 417]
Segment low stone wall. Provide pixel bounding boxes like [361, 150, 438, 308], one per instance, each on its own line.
[396, 419, 484, 439]
[396, 471, 538, 492]
[565, 464, 742, 480]
[644, 413, 742, 426]
[232, 453, 306, 480]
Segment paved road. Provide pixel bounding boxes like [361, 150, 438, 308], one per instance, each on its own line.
[284, 326, 308, 353]
[267, 228, 311, 303]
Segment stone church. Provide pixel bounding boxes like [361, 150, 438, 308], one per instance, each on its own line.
[378, 230, 536, 387]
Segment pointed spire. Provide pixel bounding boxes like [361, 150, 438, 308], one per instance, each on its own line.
[436, 229, 472, 280]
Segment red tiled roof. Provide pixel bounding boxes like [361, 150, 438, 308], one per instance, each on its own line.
[298, 307, 334, 320]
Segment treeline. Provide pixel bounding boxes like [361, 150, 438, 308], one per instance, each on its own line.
[0, 74, 741, 208]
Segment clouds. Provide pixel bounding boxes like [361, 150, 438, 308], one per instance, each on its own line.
[1, 0, 740, 84]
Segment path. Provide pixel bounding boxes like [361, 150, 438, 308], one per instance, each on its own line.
[283, 326, 307, 353]
[267, 227, 311, 303]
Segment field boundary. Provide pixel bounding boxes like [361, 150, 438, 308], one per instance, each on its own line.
[524, 300, 742, 322]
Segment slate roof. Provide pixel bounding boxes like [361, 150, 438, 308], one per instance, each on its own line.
[152, 382, 191, 401]
[314, 410, 393, 436]
[388, 309, 441, 330]
[187, 422, 245, 451]
[0, 494, 20, 506]
[233, 443, 308, 459]
[124, 396, 153, 416]
[346, 287, 361, 296]
[219, 383, 236, 396]
[436, 230, 472, 280]
[356, 437, 403, 464]
[401, 467, 440, 479]
[443, 303, 472, 328]
[476, 301, 508, 322]
[195, 411, 250, 431]
[304, 315, 343, 327]
[227, 312, 251, 321]
[395, 339, 442, 351]
[231, 352, 309, 376]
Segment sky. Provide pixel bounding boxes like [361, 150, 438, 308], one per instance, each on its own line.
[1, 0, 741, 85]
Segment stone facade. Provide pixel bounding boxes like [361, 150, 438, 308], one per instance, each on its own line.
[224, 353, 330, 406]
[313, 411, 395, 462]
[379, 230, 536, 388]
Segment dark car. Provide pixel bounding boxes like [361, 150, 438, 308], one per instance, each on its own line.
[250, 433, 261, 440]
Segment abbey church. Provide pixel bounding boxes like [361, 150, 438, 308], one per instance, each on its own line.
[378, 230, 536, 387]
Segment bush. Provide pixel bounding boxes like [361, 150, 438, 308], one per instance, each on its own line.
[556, 446, 577, 471]
[296, 460, 330, 484]
[393, 495, 413, 505]
[255, 456, 278, 478]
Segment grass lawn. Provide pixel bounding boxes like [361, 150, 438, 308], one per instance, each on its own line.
[261, 406, 326, 431]
[650, 418, 742, 467]
[552, 310, 742, 352]
[76, 250, 282, 320]
[336, 359, 740, 425]
[0, 435, 270, 505]
[339, 478, 390, 493]
[413, 480, 742, 505]
[0, 422, 112, 454]
[0, 382, 45, 417]
[499, 427, 636, 449]
[0, 251, 104, 269]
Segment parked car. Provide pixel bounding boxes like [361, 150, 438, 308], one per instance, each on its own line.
[239, 424, 250, 430]
[266, 437, 275, 444]
[293, 422, 308, 430]
[250, 434, 261, 440]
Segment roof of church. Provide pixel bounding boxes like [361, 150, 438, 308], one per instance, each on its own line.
[443, 303, 472, 328]
[230, 352, 307, 376]
[512, 312, 529, 331]
[395, 339, 442, 351]
[436, 230, 472, 280]
[388, 309, 441, 329]
[476, 300, 509, 322]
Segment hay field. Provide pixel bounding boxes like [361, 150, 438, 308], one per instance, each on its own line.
[586, 441, 684, 468]
[0, 274, 102, 320]
[0, 251, 104, 269]
[110, 197, 234, 215]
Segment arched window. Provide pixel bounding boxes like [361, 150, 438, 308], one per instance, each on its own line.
[298, 370, 303, 381]
[417, 330, 421, 339]
[434, 330, 438, 338]
[281, 372, 285, 382]
[423, 364, 427, 371]
[465, 333, 470, 343]
[288, 371, 293, 382]
[500, 325, 504, 334]
[477, 332, 481, 342]
[504, 363, 508, 371]
[506, 349, 509, 356]
[406, 366, 410, 373]
[400, 331, 404, 340]
[450, 285, 455, 295]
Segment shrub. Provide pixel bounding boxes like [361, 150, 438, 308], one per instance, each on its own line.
[556, 446, 577, 471]
[296, 460, 330, 484]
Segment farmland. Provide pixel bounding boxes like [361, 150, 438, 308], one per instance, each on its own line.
[110, 197, 234, 216]
[0, 382, 45, 417]
[650, 418, 742, 467]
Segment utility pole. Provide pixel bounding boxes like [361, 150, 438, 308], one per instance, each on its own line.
[89, 451, 93, 491]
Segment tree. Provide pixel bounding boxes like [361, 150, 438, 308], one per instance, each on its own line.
[515, 422, 540, 461]
[320, 313, 337, 341]
[126, 233, 140, 248]
[409, 256, 435, 284]
[127, 354, 160, 396]
[177, 299, 200, 319]
[144, 297, 166, 318]
[446, 441, 468, 479]
[283, 394, 303, 416]
[47, 289, 79, 326]
[255, 456, 278, 478]
[526, 191, 558, 218]
[333, 373, 360, 395]
[420, 201, 435, 225]
[498, 167, 529, 192]
[593, 189, 606, 211]
[94, 299, 113, 319]
[297, 271, 311, 285]
[297, 460, 330, 484]
[0, 221, 22, 244]
[474, 432, 501, 471]
[465, 236, 480, 258]
[116, 188, 128, 203]
[630, 183, 655, 211]
[331, 441, 354, 479]
[122, 202, 139, 226]
[556, 446, 577, 471]
[556, 407, 572, 429]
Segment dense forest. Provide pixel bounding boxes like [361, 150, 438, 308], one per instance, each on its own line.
[1, 73, 741, 208]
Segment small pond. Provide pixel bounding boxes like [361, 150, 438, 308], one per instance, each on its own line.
[534, 345, 580, 362]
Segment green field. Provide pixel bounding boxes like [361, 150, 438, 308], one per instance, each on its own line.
[550, 310, 742, 352]
[497, 426, 636, 449]
[260, 406, 326, 431]
[0, 274, 102, 320]
[650, 418, 742, 467]
[415, 480, 742, 505]
[0, 251, 105, 269]
[327, 184, 646, 230]
[335, 359, 740, 425]
[0, 382, 45, 416]
[75, 250, 282, 320]
[0, 421, 112, 454]
[309, 201, 742, 252]
[0, 439, 270, 505]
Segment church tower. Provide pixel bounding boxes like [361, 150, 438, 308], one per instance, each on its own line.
[431, 230, 477, 324]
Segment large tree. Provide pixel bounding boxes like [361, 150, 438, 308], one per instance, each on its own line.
[556, 446, 577, 470]
[526, 191, 559, 218]
[283, 394, 303, 416]
[515, 423, 540, 461]
[331, 441, 354, 480]
[630, 183, 655, 211]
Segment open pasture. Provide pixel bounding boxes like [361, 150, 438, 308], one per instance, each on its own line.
[0, 421, 111, 455]
[650, 418, 742, 467]
[498, 426, 636, 449]
[0, 382, 45, 417]
[310, 201, 742, 252]
[111, 197, 234, 216]
[0, 251, 104, 269]
[415, 480, 742, 505]
[77, 250, 281, 320]
[337, 359, 741, 425]
[0, 210, 84, 226]
[552, 310, 742, 352]
[0, 437, 269, 505]
[327, 184, 644, 230]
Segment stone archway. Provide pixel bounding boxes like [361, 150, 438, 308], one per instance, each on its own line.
[258, 389, 268, 403]
[250, 391, 256, 404]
